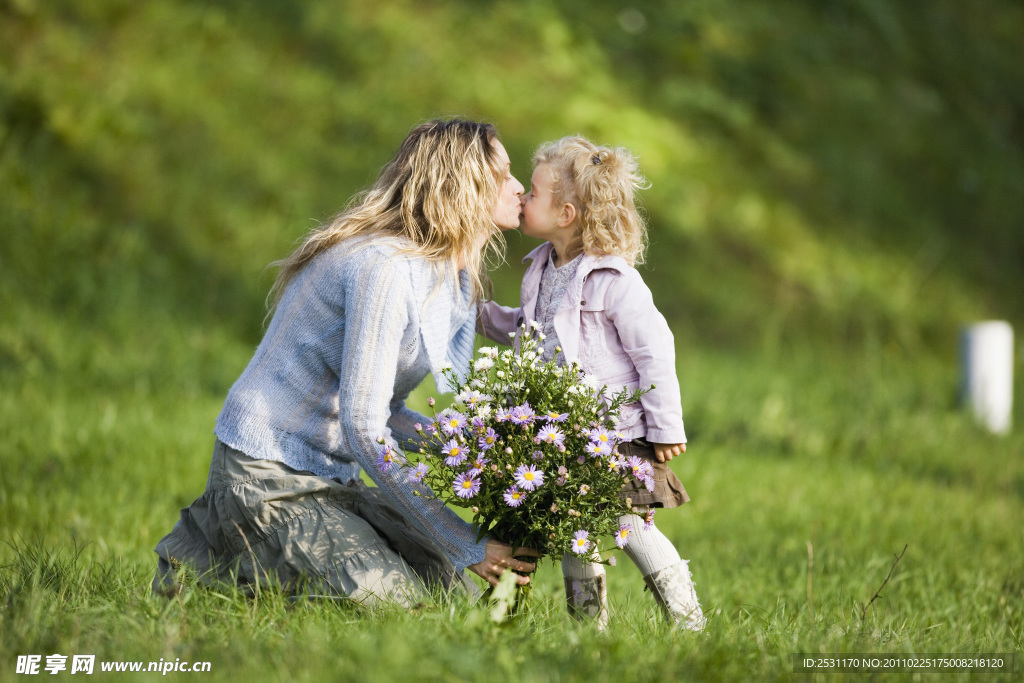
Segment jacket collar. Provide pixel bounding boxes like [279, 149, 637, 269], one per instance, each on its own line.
[522, 242, 631, 277]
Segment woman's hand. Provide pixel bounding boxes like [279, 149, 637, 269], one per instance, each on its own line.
[467, 539, 539, 586]
[651, 442, 686, 463]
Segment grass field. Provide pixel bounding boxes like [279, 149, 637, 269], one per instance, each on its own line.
[2, 335, 1021, 681]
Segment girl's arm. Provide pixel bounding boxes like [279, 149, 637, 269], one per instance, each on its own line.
[604, 270, 687, 445]
[477, 299, 521, 346]
[651, 441, 687, 463]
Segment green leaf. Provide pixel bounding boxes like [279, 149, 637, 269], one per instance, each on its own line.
[488, 570, 518, 624]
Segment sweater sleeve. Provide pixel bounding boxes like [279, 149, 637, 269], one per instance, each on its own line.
[387, 401, 429, 452]
[338, 257, 488, 571]
[603, 271, 687, 444]
[476, 299, 521, 347]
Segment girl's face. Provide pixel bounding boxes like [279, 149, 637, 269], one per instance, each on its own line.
[520, 164, 567, 243]
[490, 141, 525, 231]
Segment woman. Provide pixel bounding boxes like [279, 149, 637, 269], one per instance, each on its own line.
[152, 119, 535, 605]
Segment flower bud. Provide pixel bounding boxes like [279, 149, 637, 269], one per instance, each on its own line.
[428, 397, 435, 407]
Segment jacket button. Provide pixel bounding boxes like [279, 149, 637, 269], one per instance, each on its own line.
[580, 300, 586, 306]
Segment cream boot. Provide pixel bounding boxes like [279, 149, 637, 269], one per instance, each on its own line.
[643, 560, 706, 631]
[564, 574, 609, 630]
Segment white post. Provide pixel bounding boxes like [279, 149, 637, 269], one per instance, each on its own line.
[960, 321, 1014, 435]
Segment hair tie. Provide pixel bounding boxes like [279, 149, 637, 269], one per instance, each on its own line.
[591, 154, 601, 165]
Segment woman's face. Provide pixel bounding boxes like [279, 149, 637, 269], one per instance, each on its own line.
[490, 140, 524, 231]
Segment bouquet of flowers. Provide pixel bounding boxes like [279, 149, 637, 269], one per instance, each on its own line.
[385, 323, 656, 563]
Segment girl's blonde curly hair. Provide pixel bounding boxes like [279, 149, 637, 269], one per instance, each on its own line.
[269, 119, 506, 306]
[534, 136, 648, 266]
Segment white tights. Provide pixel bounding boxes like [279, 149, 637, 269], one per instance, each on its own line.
[561, 513, 681, 578]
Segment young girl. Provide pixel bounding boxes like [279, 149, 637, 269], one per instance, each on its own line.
[478, 136, 705, 631]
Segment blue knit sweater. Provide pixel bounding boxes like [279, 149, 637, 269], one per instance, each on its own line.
[214, 237, 486, 571]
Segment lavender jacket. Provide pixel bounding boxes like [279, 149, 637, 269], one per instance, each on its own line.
[478, 242, 687, 444]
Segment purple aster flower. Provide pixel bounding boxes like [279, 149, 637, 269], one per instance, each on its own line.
[440, 410, 467, 435]
[510, 402, 536, 426]
[571, 530, 591, 555]
[441, 440, 467, 467]
[578, 484, 591, 495]
[376, 444, 399, 472]
[644, 507, 657, 530]
[557, 466, 568, 478]
[626, 455, 646, 477]
[514, 464, 545, 490]
[471, 415, 487, 432]
[589, 426, 612, 445]
[537, 424, 565, 446]
[615, 524, 632, 549]
[636, 459, 654, 480]
[585, 441, 611, 458]
[643, 475, 656, 492]
[468, 454, 489, 475]
[608, 556, 618, 567]
[453, 472, 480, 499]
[555, 476, 567, 486]
[503, 486, 526, 507]
[478, 428, 498, 451]
[495, 406, 513, 423]
[543, 411, 569, 423]
[408, 463, 429, 483]
[457, 390, 488, 408]
[532, 450, 544, 461]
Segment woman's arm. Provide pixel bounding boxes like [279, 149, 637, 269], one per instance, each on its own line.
[387, 399, 429, 452]
[337, 256, 488, 571]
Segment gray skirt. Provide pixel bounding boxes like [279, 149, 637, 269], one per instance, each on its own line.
[152, 440, 471, 606]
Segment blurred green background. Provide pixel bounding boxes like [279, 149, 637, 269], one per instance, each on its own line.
[2, 1, 1023, 675]
[3, 0, 1022, 366]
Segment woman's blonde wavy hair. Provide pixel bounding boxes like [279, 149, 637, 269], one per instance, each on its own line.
[534, 136, 648, 266]
[269, 119, 506, 306]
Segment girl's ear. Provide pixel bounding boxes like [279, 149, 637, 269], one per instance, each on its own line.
[557, 202, 577, 228]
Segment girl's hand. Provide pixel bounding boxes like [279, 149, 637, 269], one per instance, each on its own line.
[651, 442, 686, 463]
[467, 539, 539, 586]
